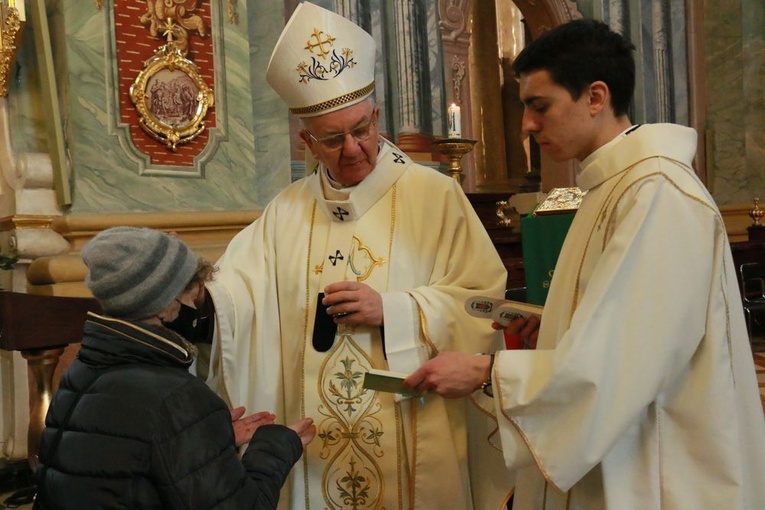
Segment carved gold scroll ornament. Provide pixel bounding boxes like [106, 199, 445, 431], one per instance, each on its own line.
[0, 3, 24, 97]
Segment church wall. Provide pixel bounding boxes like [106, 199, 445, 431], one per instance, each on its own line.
[704, 0, 765, 205]
[4, 1, 762, 264]
[16, 1, 292, 215]
[576, 0, 764, 238]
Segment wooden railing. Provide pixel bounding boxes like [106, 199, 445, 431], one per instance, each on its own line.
[0, 291, 100, 469]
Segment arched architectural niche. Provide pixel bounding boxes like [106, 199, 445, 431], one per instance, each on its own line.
[438, 0, 582, 192]
[513, 0, 582, 39]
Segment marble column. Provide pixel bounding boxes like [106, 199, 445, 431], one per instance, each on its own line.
[334, 0, 371, 30]
[392, 0, 433, 155]
[651, 0, 673, 123]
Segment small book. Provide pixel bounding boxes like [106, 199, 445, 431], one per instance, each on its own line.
[465, 296, 543, 327]
[363, 368, 416, 397]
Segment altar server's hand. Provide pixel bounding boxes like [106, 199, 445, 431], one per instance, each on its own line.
[323, 281, 383, 327]
[231, 407, 276, 446]
[288, 418, 317, 449]
[403, 352, 492, 399]
[493, 314, 540, 349]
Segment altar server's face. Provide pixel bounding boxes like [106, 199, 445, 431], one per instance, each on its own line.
[519, 69, 601, 162]
[301, 100, 380, 186]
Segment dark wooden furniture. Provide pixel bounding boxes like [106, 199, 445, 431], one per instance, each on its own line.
[730, 241, 765, 344]
[466, 192, 525, 290]
[0, 292, 100, 469]
[730, 240, 765, 292]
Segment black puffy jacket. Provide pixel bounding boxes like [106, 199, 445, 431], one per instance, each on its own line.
[36, 312, 302, 509]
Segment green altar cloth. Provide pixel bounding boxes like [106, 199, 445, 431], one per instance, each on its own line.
[521, 213, 575, 305]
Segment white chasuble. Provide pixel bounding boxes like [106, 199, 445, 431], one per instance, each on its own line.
[301, 146, 405, 509]
[492, 124, 765, 510]
[208, 139, 510, 509]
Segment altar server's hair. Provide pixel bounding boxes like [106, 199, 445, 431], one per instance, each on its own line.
[511, 19, 635, 117]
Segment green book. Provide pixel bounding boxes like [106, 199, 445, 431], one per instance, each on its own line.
[363, 369, 417, 397]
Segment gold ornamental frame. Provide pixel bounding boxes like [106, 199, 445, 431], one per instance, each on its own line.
[533, 187, 587, 215]
[129, 43, 214, 151]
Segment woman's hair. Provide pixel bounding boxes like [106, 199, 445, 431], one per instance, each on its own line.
[185, 257, 217, 291]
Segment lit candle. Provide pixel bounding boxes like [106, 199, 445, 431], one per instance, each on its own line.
[448, 103, 461, 138]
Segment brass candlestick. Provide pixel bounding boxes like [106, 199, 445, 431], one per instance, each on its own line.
[748, 197, 765, 241]
[749, 197, 764, 226]
[432, 138, 477, 183]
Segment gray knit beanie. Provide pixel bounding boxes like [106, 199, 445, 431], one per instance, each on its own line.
[82, 227, 199, 320]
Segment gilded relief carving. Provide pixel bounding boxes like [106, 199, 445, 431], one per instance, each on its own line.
[0, 2, 23, 98]
[138, 0, 206, 55]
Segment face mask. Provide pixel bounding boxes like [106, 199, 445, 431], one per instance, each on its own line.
[163, 301, 200, 342]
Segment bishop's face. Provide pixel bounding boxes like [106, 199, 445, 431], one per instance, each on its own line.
[519, 69, 600, 162]
[300, 100, 380, 186]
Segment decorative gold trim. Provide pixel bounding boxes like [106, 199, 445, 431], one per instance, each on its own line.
[0, 6, 24, 97]
[290, 81, 375, 116]
[349, 235, 384, 282]
[129, 43, 214, 151]
[0, 214, 54, 232]
[302, 200, 318, 508]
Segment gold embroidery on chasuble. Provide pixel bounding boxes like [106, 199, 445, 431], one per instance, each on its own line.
[304, 188, 402, 509]
[349, 236, 385, 282]
[318, 337, 386, 509]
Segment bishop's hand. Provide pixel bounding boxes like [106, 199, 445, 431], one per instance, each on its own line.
[322, 281, 383, 327]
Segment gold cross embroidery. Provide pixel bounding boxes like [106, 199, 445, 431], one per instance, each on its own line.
[305, 28, 335, 59]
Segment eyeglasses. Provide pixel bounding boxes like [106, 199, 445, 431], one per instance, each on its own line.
[306, 117, 377, 152]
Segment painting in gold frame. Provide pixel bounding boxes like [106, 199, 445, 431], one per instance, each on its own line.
[129, 44, 214, 151]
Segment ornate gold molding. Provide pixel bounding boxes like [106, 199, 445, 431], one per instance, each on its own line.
[0, 214, 54, 232]
[27, 210, 263, 294]
[50, 210, 260, 249]
[0, 4, 24, 97]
